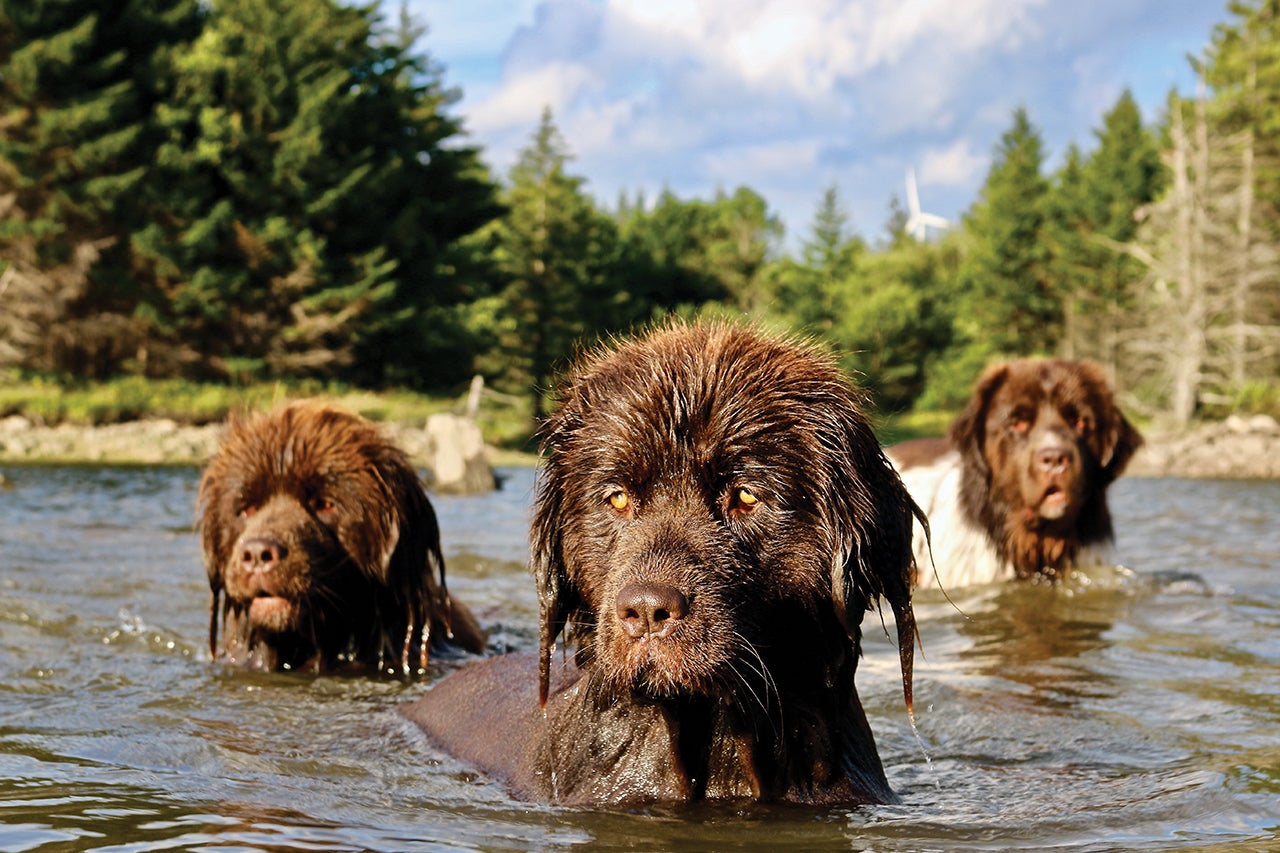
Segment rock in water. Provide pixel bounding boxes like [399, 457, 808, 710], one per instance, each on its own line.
[423, 413, 496, 494]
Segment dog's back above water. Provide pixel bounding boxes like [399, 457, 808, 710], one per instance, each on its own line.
[404, 321, 922, 805]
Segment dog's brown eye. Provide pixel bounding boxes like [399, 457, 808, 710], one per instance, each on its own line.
[314, 498, 335, 514]
[737, 488, 759, 508]
[241, 505, 257, 518]
[608, 490, 630, 512]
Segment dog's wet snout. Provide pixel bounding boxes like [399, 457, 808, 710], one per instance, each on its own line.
[1034, 446, 1072, 474]
[616, 581, 688, 640]
[240, 537, 288, 573]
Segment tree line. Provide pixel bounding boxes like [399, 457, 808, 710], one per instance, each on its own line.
[1, 0, 1277, 427]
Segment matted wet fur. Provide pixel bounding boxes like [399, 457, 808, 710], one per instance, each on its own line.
[198, 401, 484, 674]
[891, 358, 1142, 588]
[404, 321, 921, 805]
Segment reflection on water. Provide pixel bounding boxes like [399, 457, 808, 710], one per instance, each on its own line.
[0, 466, 1277, 851]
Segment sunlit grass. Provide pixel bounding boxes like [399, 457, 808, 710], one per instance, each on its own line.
[873, 408, 955, 445]
[0, 369, 975, 455]
[0, 372, 537, 451]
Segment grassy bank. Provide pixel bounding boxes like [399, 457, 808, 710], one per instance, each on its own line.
[0, 372, 956, 458]
[0, 373, 538, 453]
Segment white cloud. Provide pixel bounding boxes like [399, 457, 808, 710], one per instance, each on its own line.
[607, 0, 1048, 101]
[465, 0, 1054, 150]
[702, 138, 825, 185]
[919, 139, 987, 187]
[417, 0, 1228, 242]
[467, 61, 596, 133]
[409, 0, 540, 57]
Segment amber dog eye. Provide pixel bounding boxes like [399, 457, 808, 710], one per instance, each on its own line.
[608, 490, 630, 512]
[241, 505, 257, 519]
[727, 487, 761, 519]
[313, 497, 336, 514]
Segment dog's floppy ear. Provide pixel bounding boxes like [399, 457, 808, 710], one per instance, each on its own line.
[947, 362, 1010, 477]
[196, 466, 227, 592]
[370, 444, 446, 667]
[359, 441, 420, 581]
[530, 406, 585, 708]
[196, 410, 253, 593]
[196, 469, 225, 660]
[824, 394, 923, 716]
[1101, 408, 1142, 482]
[196, 420, 245, 660]
[1076, 361, 1144, 482]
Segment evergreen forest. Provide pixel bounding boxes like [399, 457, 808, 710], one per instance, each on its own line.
[2, 0, 1278, 430]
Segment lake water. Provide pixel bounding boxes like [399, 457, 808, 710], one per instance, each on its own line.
[0, 465, 1276, 852]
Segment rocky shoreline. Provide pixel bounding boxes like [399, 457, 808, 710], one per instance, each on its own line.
[1123, 414, 1280, 480]
[0, 412, 1277, 480]
[0, 413, 534, 492]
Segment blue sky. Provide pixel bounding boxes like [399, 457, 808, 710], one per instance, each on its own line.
[408, 0, 1227, 247]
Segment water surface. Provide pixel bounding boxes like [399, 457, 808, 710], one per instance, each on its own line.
[0, 466, 1276, 851]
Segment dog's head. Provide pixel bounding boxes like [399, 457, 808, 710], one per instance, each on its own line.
[198, 401, 446, 671]
[949, 358, 1142, 569]
[531, 322, 920, 711]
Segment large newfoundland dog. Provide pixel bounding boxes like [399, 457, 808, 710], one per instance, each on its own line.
[198, 401, 485, 674]
[403, 322, 922, 806]
[890, 358, 1142, 590]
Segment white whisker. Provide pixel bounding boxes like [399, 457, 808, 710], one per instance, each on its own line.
[724, 628, 783, 737]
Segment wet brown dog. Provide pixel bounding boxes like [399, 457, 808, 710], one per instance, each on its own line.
[403, 322, 921, 805]
[198, 401, 484, 673]
[891, 358, 1142, 589]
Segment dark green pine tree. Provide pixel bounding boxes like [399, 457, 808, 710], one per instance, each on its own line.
[828, 233, 958, 413]
[1207, 0, 1280, 220]
[476, 107, 625, 418]
[1042, 143, 1096, 358]
[137, 0, 499, 385]
[611, 188, 727, 317]
[0, 0, 202, 376]
[350, 5, 503, 389]
[701, 186, 783, 316]
[768, 184, 863, 334]
[955, 106, 1055, 359]
[1085, 90, 1164, 245]
[1075, 89, 1163, 370]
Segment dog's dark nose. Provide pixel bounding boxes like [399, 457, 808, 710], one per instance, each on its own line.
[240, 537, 288, 573]
[1035, 446, 1072, 473]
[616, 581, 688, 640]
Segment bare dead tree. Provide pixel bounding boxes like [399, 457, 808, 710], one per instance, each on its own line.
[1116, 83, 1280, 426]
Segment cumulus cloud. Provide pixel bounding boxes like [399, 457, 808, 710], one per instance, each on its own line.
[468, 61, 596, 133]
[702, 137, 825, 185]
[919, 139, 987, 187]
[414, 0, 1224, 240]
[608, 0, 1046, 101]
[418, 0, 541, 58]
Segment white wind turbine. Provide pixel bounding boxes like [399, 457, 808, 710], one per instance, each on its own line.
[904, 168, 950, 241]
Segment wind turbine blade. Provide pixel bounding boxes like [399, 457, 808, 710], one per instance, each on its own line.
[905, 169, 921, 217]
[905, 214, 924, 241]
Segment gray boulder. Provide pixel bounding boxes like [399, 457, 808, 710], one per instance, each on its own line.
[423, 413, 495, 494]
